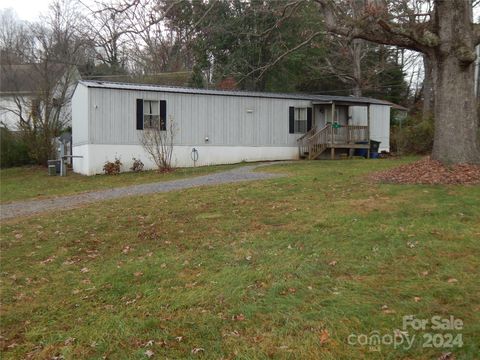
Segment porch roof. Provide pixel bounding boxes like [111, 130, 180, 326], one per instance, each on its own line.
[311, 100, 371, 107]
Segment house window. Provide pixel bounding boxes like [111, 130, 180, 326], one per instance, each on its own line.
[294, 108, 307, 133]
[143, 100, 160, 128]
[136, 99, 166, 130]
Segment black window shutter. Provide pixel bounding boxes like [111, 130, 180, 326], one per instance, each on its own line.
[289, 106, 295, 134]
[136, 99, 143, 130]
[160, 100, 167, 131]
[307, 107, 312, 131]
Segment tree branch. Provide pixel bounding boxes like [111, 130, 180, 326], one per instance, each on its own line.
[242, 31, 324, 81]
[315, 0, 436, 54]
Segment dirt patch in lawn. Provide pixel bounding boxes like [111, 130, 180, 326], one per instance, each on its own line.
[347, 196, 396, 214]
[370, 157, 480, 185]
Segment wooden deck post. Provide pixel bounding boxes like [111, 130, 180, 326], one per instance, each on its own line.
[367, 104, 371, 159]
[331, 102, 335, 160]
[331, 102, 335, 143]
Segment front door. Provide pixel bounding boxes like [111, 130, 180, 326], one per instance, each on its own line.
[314, 105, 327, 129]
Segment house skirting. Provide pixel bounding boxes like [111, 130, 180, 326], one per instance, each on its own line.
[72, 144, 298, 175]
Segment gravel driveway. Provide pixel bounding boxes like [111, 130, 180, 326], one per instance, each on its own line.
[1, 163, 285, 221]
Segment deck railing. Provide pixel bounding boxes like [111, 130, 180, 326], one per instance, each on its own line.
[332, 125, 369, 144]
[298, 124, 369, 159]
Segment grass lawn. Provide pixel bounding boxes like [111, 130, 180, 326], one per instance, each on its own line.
[0, 163, 245, 203]
[1, 159, 479, 359]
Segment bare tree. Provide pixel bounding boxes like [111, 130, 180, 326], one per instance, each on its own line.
[0, 9, 31, 64]
[139, 116, 177, 171]
[0, 0, 86, 164]
[87, 6, 130, 70]
[321, 36, 393, 97]
[316, 0, 480, 164]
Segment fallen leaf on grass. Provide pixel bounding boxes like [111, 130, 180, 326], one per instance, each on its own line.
[40, 256, 56, 265]
[156, 340, 167, 347]
[144, 340, 154, 347]
[223, 330, 240, 337]
[437, 352, 456, 360]
[252, 335, 263, 343]
[232, 314, 246, 321]
[381, 305, 396, 314]
[447, 278, 458, 283]
[406, 241, 418, 248]
[328, 260, 337, 266]
[80, 267, 89, 273]
[319, 329, 330, 344]
[125, 294, 141, 305]
[191, 348, 204, 355]
[64, 337, 76, 345]
[144, 349, 154, 358]
[280, 287, 297, 295]
[134, 272, 143, 277]
[421, 270, 429, 276]
[414, 296, 421, 302]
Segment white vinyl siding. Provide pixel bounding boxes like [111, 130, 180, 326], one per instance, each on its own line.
[87, 87, 312, 146]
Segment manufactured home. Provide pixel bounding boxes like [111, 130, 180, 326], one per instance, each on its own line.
[72, 80, 392, 175]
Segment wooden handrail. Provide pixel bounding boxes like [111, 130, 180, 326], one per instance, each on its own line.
[296, 126, 317, 143]
[297, 126, 317, 159]
[306, 124, 330, 159]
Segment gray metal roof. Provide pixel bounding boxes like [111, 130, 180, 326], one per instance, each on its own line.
[78, 80, 391, 106]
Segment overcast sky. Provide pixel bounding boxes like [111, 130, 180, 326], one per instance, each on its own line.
[2, 0, 52, 21]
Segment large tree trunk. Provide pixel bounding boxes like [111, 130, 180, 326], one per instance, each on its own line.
[422, 55, 434, 118]
[431, 56, 479, 163]
[431, 0, 480, 164]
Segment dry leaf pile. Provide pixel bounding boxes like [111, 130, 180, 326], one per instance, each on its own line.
[370, 158, 480, 185]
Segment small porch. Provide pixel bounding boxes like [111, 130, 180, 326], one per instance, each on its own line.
[297, 100, 372, 160]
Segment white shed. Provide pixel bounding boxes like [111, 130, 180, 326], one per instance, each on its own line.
[72, 80, 391, 175]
